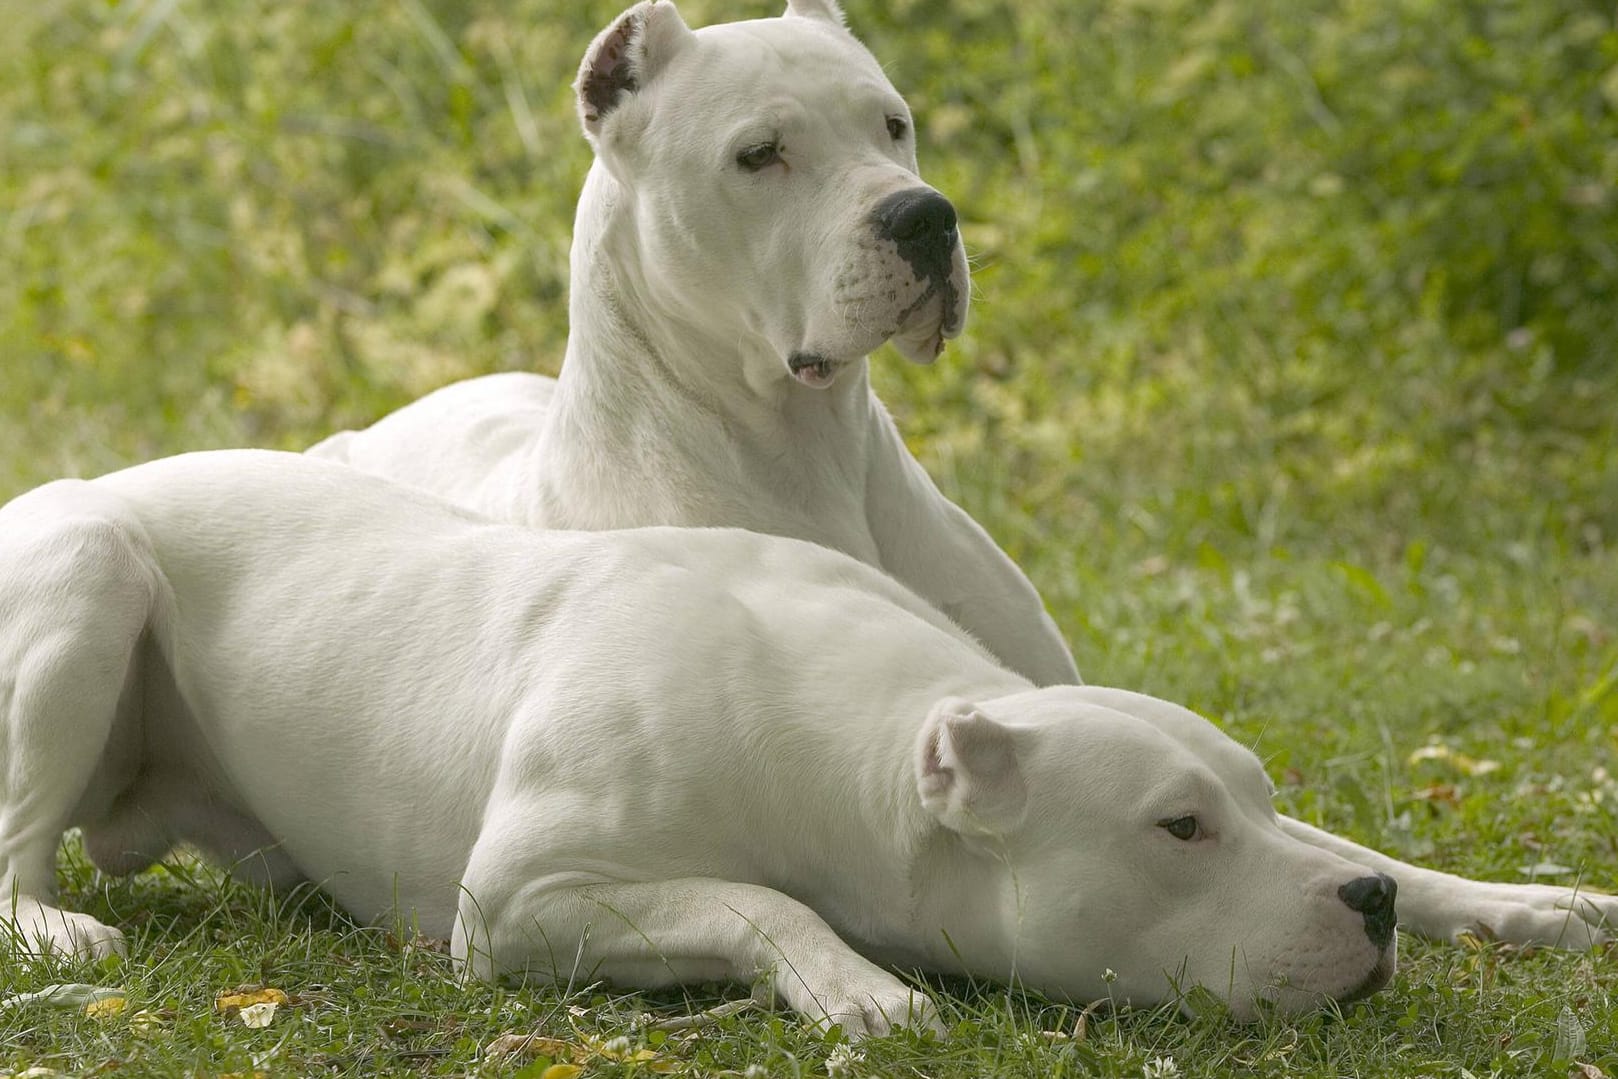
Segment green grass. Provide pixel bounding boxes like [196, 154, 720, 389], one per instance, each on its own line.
[3, 0, 1617, 1074]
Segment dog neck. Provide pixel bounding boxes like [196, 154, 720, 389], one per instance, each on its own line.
[898, 822, 1028, 979]
[724, 660, 1022, 977]
[531, 167, 881, 560]
[812, 682, 1029, 982]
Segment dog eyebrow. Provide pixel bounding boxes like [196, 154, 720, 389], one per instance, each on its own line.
[1149, 771, 1219, 817]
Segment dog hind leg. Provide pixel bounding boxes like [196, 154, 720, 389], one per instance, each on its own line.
[0, 481, 159, 960]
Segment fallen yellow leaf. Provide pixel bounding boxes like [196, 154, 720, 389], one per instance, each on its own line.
[83, 996, 127, 1020]
[1, 984, 125, 1010]
[215, 988, 291, 1014]
[482, 1029, 682, 1073]
[1407, 743, 1500, 776]
[585, 1034, 680, 1072]
[539, 1067, 583, 1079]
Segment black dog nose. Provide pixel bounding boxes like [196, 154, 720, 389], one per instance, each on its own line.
[1338, 873, 1398, 950]
[872, 188, 958, 276]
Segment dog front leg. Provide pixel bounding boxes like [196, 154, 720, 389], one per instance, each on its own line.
[453, 874, 942, 1040]
[863, 407, 1080, 687]
[1280, 815, 1618, 948]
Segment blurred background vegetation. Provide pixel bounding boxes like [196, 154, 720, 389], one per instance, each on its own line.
[2, 0, 1617, 867]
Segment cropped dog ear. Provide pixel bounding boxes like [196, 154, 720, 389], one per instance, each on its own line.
[916, 697, 1028, 837]
[783, 0, 846, 27]
[576, 1, 697, 140]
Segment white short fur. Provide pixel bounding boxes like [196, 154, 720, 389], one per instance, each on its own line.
[308, 0, 1081, 688]
[2, 451, 1403, 1032]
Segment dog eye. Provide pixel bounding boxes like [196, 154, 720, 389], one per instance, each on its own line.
[736, 142, 782, 171]
[886, 115, 907, 141]
[1158, 815, 1200, 841]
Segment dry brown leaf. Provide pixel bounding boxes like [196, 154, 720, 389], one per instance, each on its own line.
[1073, 999, 1105, 1041]
[1407, 744, 1499, 776]
[484, 1032, 574, 1062]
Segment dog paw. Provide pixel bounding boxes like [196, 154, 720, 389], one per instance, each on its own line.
[3, 902, 127, 961]
[758, 951, 944, 1040]
[1445, 883, 1618, 950]
[812, 981, 944, 1041]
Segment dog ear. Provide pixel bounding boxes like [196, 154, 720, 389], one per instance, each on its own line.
[916, 697, 1028, 837]
[576, 1, 697, 139]
[783, 0, 847, 27]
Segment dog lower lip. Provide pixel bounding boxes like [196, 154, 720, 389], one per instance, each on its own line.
[788, 352, 836, 387]
[1336, 954, 1395, 1005]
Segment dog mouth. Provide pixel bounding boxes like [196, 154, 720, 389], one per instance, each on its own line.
[1335, 951, 1396, 1006]
[802, 248, 968, 379]
[787, 351, 842, 389]
[890, 278, 963, 365]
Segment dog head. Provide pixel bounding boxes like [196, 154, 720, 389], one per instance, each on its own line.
[574, 0, 969, 389]
[915, 686, 1397, 1019]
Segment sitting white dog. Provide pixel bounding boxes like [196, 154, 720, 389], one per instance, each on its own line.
[2, 451, 1412, 1033]
[308, 0, 1082, 688]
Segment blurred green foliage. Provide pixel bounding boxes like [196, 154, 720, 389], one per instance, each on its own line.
[880, 0, 1618, 560]
[3, 0, 1614, 558]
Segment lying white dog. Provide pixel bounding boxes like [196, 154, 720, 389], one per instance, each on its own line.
[308, 0, 1082, 688]
[2, 453, 1613, 1035]
[3, 451, 1403, 1031]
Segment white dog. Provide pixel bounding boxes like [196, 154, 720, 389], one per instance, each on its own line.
[1, 451, 1413, 1032]
[2, 454, 1614, 1035]
[308, 0, 1082, 688]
